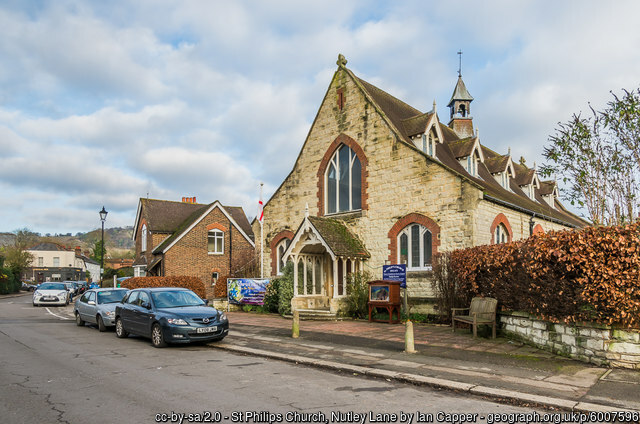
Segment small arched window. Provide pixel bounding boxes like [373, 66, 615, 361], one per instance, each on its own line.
[141, 224, 147, 252]
[326, 144, 361, 214]
[207, 229, 224, 254]
[276, 238, 291, 275]
[494, 224, 508, 244]
[398, 224, 433, 270]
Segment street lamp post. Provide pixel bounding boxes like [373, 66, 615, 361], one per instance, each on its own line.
[99, 206, 108, 285]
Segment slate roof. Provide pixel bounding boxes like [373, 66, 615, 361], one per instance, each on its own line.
[29, 242, 69, 251]
[308, 216, 370, 259]
[484, 155, 511, 174]
[401, 112, 434, 137]
[513, 163, 536, 186]
[139, 198, 206, 234]
[539, 181, 558, 196]
[447, 138, 476, 159]
[448, 76, 474, 106]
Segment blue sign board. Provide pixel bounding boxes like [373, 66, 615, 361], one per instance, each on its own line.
[382, 264, 407, 288]
[228, 278, 270, 305]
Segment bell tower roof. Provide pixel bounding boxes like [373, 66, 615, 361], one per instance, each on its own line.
[447, 75, 474, 107]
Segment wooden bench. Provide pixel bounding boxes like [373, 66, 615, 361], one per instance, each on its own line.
[452, 297, 498, 338]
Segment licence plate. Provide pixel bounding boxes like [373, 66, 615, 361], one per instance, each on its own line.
[44, 297, 55, 301]
[196, 326, 217, 333]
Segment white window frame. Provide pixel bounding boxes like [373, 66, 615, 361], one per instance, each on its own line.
[133, 266, 147, 277]
[494, 224, 508, 244]
[324, 145, 362, 215]
[208, 229, 224, 255]
[53, 257, 60, 267]
[141, 224, 147, 252]
[397, 224, 433, 271]
[276, 238, 291, 275]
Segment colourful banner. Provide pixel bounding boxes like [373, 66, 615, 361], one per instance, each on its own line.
[227, 278, 269, 305]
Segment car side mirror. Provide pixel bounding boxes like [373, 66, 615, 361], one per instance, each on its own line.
[142, 302, 151, 310]
[204, 299, 209, 306]
[88, 301, 96, 306]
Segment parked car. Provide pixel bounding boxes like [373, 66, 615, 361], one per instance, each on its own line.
[33, 282, 69, 307]
[115, 287, 228, 348]
[63, 281, 79, 298]
[21, 282, 37, 291]
[76, 281, 88, 295]
[74, 288, 129, 331]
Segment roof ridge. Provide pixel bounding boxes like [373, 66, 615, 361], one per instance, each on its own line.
[357, 77, 423, 117]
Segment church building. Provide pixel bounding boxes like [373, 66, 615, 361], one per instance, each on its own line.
[254, 55, 587, 315]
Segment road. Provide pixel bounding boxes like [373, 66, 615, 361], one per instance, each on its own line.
[1, 293, 553, 424]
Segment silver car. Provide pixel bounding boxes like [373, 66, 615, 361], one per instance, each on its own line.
[74, 288, 129, 331]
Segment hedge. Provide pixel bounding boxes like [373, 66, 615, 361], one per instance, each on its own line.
[121, 276, 206, 299]
[450, 222, 640, 328]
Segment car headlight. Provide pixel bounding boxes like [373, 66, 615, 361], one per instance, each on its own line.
[219, 313, 227, 321]
[105, 311, 115, 318]
[167, 318, 188, 325]
[58, 291, 67, 297]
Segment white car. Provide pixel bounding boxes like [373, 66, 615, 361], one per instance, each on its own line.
[33, 282, 70, 307]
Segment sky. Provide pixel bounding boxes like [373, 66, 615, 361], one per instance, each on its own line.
[1, 0, 640, 235]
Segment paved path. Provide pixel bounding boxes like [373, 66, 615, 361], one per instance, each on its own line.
[215, 312, 640, 413]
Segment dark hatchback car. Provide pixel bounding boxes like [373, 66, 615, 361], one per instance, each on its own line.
[114, 287, 228, 348]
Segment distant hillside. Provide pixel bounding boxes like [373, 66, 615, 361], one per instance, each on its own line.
[37, 227, 134, 259]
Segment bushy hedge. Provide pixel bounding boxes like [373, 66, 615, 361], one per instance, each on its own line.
[121, 276, 206, 299]
[450, 222, 640, 328]
[0, 256, 21, 295]
[213, 275, 228, 298]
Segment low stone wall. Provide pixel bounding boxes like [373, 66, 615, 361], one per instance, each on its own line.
[500, 311, 640, 369]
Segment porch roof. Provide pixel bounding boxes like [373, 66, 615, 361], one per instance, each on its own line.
[307, 216, 370, 259]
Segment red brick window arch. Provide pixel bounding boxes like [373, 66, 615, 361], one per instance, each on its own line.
[533, 224, 545, 235]
[388, 213, 440, 270]
[270, 230, 294, 275]
[317, 134, 368, 216]
[490, 213, 513, 244]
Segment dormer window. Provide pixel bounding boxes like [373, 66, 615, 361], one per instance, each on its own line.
[466, 155, 478, 177]
[421, 132, 435, 157]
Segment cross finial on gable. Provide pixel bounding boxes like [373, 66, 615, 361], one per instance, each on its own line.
[337, 54, 348, 67]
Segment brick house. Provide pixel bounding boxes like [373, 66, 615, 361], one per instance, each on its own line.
[132, 197, 255, 299]
[254, 54, 587, 315]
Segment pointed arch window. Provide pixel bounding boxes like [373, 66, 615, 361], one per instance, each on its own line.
[325, 144, 361, 214]
[494, 224, 508, 244]
[398, 224, 433, 270]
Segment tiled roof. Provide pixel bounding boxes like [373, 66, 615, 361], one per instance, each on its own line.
[150, 201, 255, 254]
[351, 70, 587, 228]
[484, 155, 510, 174]
[132, 256, 147, 266]
[447, 138, 476, 159]
[28, 242, 69, 251]
[140, 198, 206, 234]
[401, 112, 434, 137]
[513, 163, 536, 186]
[308, 216, 370, 258]
[539, 181, 557, 196]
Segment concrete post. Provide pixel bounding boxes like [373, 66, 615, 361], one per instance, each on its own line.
[404, 320, 417, 354]
[292, 310, 300, 338]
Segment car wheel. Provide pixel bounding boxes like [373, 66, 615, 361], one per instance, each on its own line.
[32, 302, 37, 307]
[75, 312, 85, 326]
[97, 315, 106, 332]
[115, 318, 129, 338]
[151, 323, 166, 348]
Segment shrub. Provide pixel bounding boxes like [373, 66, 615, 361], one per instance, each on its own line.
[450, 222, 640, 328]
[121, 276, 206, 299]
[277, 263, 294, 315]
[263, 278, 280, 313]
[213, 275, 228, 298]
[345, 271, 371, 319]
[431, 252, 466, 323]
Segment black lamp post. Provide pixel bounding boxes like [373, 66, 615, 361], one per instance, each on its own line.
[99, 206, 108, 283]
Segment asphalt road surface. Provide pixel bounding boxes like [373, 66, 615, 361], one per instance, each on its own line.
[1, 293, 552, 424]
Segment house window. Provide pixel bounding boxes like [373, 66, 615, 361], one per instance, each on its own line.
[134, 266, 146, 277]
[211, 272, 219, 287]
[276, 238, 291, 275]
[326, 144, 362, 214]
[397, 224, 433, 270]
[494, 224, 508, 244]
[53, 257, 60, 267]
[141, 224, 147, 252]
[208, 229, 224, 254]
[38, 257, 43, 266]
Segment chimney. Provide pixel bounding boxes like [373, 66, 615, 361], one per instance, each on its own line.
[75, 246, 82, 255]
[182, 197, 186, 202]
[193, 196, 196, 203]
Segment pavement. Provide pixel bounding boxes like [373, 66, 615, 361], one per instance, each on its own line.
[214, 311, 640, 413]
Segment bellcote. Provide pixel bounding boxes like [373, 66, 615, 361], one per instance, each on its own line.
[448, 75, 475, 138]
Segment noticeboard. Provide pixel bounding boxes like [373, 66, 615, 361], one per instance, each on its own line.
[382, 264, 407, 288]
[227, 278, 270, 305]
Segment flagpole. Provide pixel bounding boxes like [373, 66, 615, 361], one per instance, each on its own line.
[260, 182, 264, 279]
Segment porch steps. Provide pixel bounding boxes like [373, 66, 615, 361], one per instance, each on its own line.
[292, 308, 345, 321]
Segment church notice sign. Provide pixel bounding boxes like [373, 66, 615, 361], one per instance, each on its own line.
[382, 264, 407, 288]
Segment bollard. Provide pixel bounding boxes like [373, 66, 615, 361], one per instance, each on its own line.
[292, 310, 300, 338]
[404, 320, 417, 354]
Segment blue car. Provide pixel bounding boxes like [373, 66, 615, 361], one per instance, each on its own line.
[114, 287, 228, 348]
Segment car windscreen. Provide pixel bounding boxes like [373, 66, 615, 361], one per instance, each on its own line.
[97, 290, 129, 304]
[39, 283, 66, 291]
[151, 290, 205, 308]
